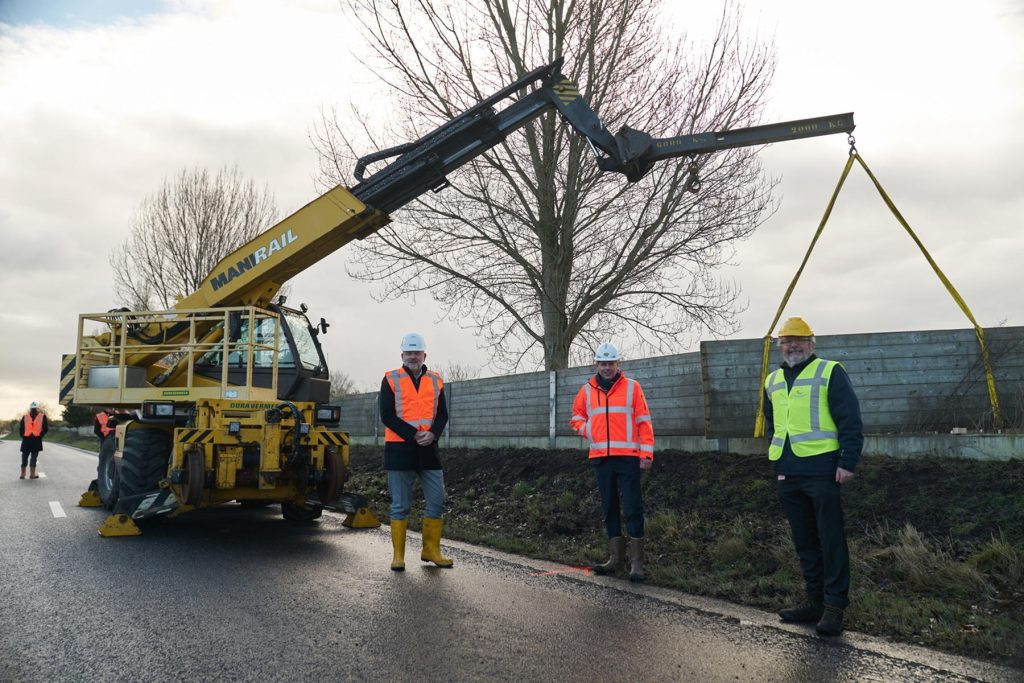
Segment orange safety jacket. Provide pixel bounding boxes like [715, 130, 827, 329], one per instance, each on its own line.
[383, 367, 444, 442]
[23, 413, 45, 437]
[570, 373, 654, 460]
[95, 412, 114, 437]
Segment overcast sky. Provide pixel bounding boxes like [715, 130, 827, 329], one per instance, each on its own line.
[1, 0, 1022, 419]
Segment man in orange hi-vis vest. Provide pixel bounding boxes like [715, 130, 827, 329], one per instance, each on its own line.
[93, 409, 115, 446]
[379, 332, 452, 572]
[570, 342, 654, 582]
[18, 401, 49, 480]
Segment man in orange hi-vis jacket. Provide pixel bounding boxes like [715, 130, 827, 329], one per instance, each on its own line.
[570, 342, 654, 582]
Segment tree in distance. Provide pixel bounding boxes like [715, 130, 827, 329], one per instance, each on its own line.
[110, 165, 279, 311]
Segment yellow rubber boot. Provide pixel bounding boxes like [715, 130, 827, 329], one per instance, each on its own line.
[390, 519, 408, 571]
[420, 517, 454, 568]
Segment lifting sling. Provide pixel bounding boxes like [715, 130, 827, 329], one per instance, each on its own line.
[754, 147, 1002, 436]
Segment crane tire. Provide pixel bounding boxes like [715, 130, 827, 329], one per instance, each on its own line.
[119, 427, 172, 498]
[316, 446, 345, 505]
[96, 436, 119, 510]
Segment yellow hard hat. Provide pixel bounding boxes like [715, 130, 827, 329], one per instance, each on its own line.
[777, 317, 814, 337]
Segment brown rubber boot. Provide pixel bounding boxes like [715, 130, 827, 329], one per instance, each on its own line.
[30, 467, 38, 479]
[19, 467, 26, 479]
[627, 537, 645, 582]
[816, 605, 845, 637]
[593, 536, 626, 575]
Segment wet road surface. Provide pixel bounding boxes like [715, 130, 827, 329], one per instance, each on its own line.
[0, 440, 1019, 682]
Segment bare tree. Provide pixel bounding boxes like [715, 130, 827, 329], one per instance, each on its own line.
[436, 362, 482, 382]
[111, 165, 279, 310]
[329, 369, 358, 401]
[312, 0, 776, 370]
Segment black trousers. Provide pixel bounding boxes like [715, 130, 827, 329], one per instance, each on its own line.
[592, 456, 644, 538]
[777, 475, 850, 608]
[20, 450, 39, 468]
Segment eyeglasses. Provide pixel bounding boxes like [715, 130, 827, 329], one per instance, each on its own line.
[778, 338, 811, 347]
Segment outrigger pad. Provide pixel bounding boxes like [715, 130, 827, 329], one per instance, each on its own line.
[98, 514, 141, 537]
[79, 490, 102, 508]
[324, 492, 381, 529]
[343, 507, 381, 529]
[79, 480, 102, 507]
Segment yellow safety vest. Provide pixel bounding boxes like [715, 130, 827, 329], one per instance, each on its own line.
[765, 359, 840, 460]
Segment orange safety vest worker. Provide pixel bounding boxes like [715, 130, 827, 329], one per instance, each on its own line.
[383, 368, 444, 442]
[95, 412, 114, 437]
[570, 373, 655, 459]
[23, 413, 45, 437]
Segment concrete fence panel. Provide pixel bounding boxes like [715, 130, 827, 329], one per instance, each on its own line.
[337, 326, 1024, 452]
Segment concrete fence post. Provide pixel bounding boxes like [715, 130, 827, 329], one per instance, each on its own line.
[373, 392, 379, 447]
[549, 371, 557, 448]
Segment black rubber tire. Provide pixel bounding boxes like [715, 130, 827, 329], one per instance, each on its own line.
[119, 427, 172, 498]
[96, 436, 119, 510]
[282, 502, 322, 522]
[181, 449, 204, 507]
[316, 446, 345, 505]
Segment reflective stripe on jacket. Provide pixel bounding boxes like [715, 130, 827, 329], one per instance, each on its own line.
[23, 413, 45, 437]
[569, 373, 654, 459]
[383, 368, 443, 443]
[765, 358, 840, 460]
[95, 412, 114, 437]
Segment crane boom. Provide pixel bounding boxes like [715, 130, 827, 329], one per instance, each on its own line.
[180, 57, 853, 313]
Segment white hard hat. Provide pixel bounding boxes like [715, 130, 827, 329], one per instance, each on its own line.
[594, 342, 620, 361]
[29, 401, 38, 409]
[400, 332, 426, 352]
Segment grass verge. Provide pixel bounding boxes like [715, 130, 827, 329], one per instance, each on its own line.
[347, 445, 1024, 666]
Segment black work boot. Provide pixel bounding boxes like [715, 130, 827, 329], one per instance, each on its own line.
[778, 597, 824, 623]
[816, 605, 844, 637]
[593, 536, 626, 575]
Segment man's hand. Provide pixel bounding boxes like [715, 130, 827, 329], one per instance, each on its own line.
[835, 467, 854, 485]
[640, 458, 653, 471]
[414, 431, 436, 447]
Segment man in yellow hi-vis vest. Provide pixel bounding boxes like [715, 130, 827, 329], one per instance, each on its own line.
[763, 317, 862, 637]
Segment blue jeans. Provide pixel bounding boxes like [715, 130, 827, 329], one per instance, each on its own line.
[592, 456, 644, 538]
[388, 469, 446, 520]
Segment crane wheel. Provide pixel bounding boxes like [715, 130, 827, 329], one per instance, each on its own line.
[182, 449, 204, 507]
[96, 436, 120, 510]
[316, 446, 345, 505]
[120, 427, 171, 497]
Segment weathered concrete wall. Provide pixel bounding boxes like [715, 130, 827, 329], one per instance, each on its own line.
[701, 326, 1024, 437]
[338, 326, 1024, 459]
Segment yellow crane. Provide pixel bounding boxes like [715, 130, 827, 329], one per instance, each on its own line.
[60, 58, 854, 536]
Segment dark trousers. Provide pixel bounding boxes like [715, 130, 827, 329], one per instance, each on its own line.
[777, 476, 850, 608]
[592, 456, 644, 538]
[20, 450, 39, 468]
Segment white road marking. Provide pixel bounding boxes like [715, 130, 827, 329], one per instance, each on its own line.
[49, 501, 67, 518]
[38, 472, 46, 478]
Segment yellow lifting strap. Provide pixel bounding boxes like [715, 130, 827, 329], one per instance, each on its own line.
[754, 152, 1002, 437]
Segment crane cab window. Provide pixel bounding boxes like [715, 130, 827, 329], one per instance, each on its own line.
[198, 317, 294, 369]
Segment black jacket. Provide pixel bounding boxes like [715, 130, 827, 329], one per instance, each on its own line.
[763, 354, 863, 476]
[19, 412, 49, 452]
[379, 366, 448, 471]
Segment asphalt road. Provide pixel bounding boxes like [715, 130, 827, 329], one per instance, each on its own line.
[0, 440, 1019, 682]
